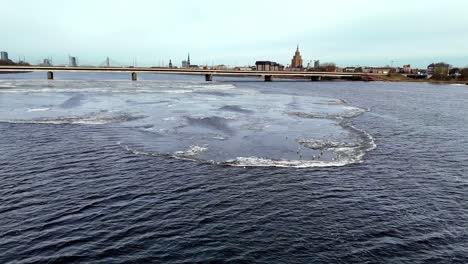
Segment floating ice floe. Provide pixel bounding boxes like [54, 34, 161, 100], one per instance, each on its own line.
[27, 108, 51, 112]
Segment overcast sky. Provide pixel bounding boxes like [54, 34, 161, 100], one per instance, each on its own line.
[1, 0, 468, 67]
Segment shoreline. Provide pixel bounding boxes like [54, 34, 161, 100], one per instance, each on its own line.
[366, 74, 467, 85]
[275, 74, 468, 85]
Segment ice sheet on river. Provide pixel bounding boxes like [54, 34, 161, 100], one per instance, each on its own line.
[0, 79, 375, 168]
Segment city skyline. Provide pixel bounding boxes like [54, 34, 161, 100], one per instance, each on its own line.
[2, 0, 468, 68]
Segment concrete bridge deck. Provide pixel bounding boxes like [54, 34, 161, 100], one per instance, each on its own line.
[0, 66, 381, 81]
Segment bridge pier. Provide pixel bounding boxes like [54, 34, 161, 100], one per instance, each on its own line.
[311, 76, 321, 81]
[264, 75, 273, 82]
[205, 74, 213, 81]
[131, 72, 137, 81]
[47, 71, 54, 80]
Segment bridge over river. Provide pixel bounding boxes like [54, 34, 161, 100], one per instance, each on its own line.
[0, 66, 383, 81]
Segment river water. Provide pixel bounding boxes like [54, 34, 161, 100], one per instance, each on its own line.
[0, 72, 467, 263]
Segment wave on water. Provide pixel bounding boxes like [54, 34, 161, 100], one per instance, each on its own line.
[26, 107, 51, 112]
[219, 105, 254, 114]
[174, 145, 208, 159]
[126, 99, 172, 105]
[160, 89, 194, 94]
[151, 83, 238, 94]
[316, 98, 348, 105]
[185, 116, 234, 135]
[296, 138, 358, 149]
[0, 83, 16, 89]
[184, 83, 237, 90]
[222, 157, 350, 168]
[3, 112, 146, 125]
[118, 143, 208, 162]
[223, 135, 375, 168]
[194, 91, 234, 97]
[119, 144, 354, 168]
[286, 107, 367, 119]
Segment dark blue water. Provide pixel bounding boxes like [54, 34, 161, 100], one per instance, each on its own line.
[1, 73, 467, 263]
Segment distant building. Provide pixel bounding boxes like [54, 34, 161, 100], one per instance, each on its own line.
[369, 67, 393, 74]
[1, 51, 8, 61]
[361, 67, 372, 73]
[234, 67, 253, 71]
[325, 65, 336, 72]
[411, 69, 420, 75]
[290, 45, 303, 68]
[69, 56, 77, 67]
[169, 59, 173, 68]
[314, 60, 320, 70]
[255, 61, 284, 71]
[449, 68, 461, 78]
[181, 53, 192, 68]
[210, 64, 227, 70]
[427, 63, 435, 75]
[403, 64, 412, 73]
[40, 58, 53, 66]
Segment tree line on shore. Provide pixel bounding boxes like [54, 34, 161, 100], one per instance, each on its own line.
[431, 62, 468, 81]
[0, 59, 30, 66]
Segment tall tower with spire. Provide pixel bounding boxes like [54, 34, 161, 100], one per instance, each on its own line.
[182, 53, 191, 68]
[291, 45, 303, 68]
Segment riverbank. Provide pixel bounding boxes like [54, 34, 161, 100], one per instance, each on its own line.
[274, 74, 468, 85]
[369, 73, 468, 85]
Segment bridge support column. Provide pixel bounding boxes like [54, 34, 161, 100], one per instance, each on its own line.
[131, 72, 137, 81]
[264, 75, 273, 82]
[311, 76, 321, 81]
[47, 71, 54, 80]
[205, 74, 213, 81]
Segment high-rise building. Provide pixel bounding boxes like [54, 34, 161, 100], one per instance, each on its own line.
[291, 45, 303, 68]
[314, 60, 320, 70]
[69, 56, 77, 67]
[1, 51, 8, 61]
[169, 59, 173, 68]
